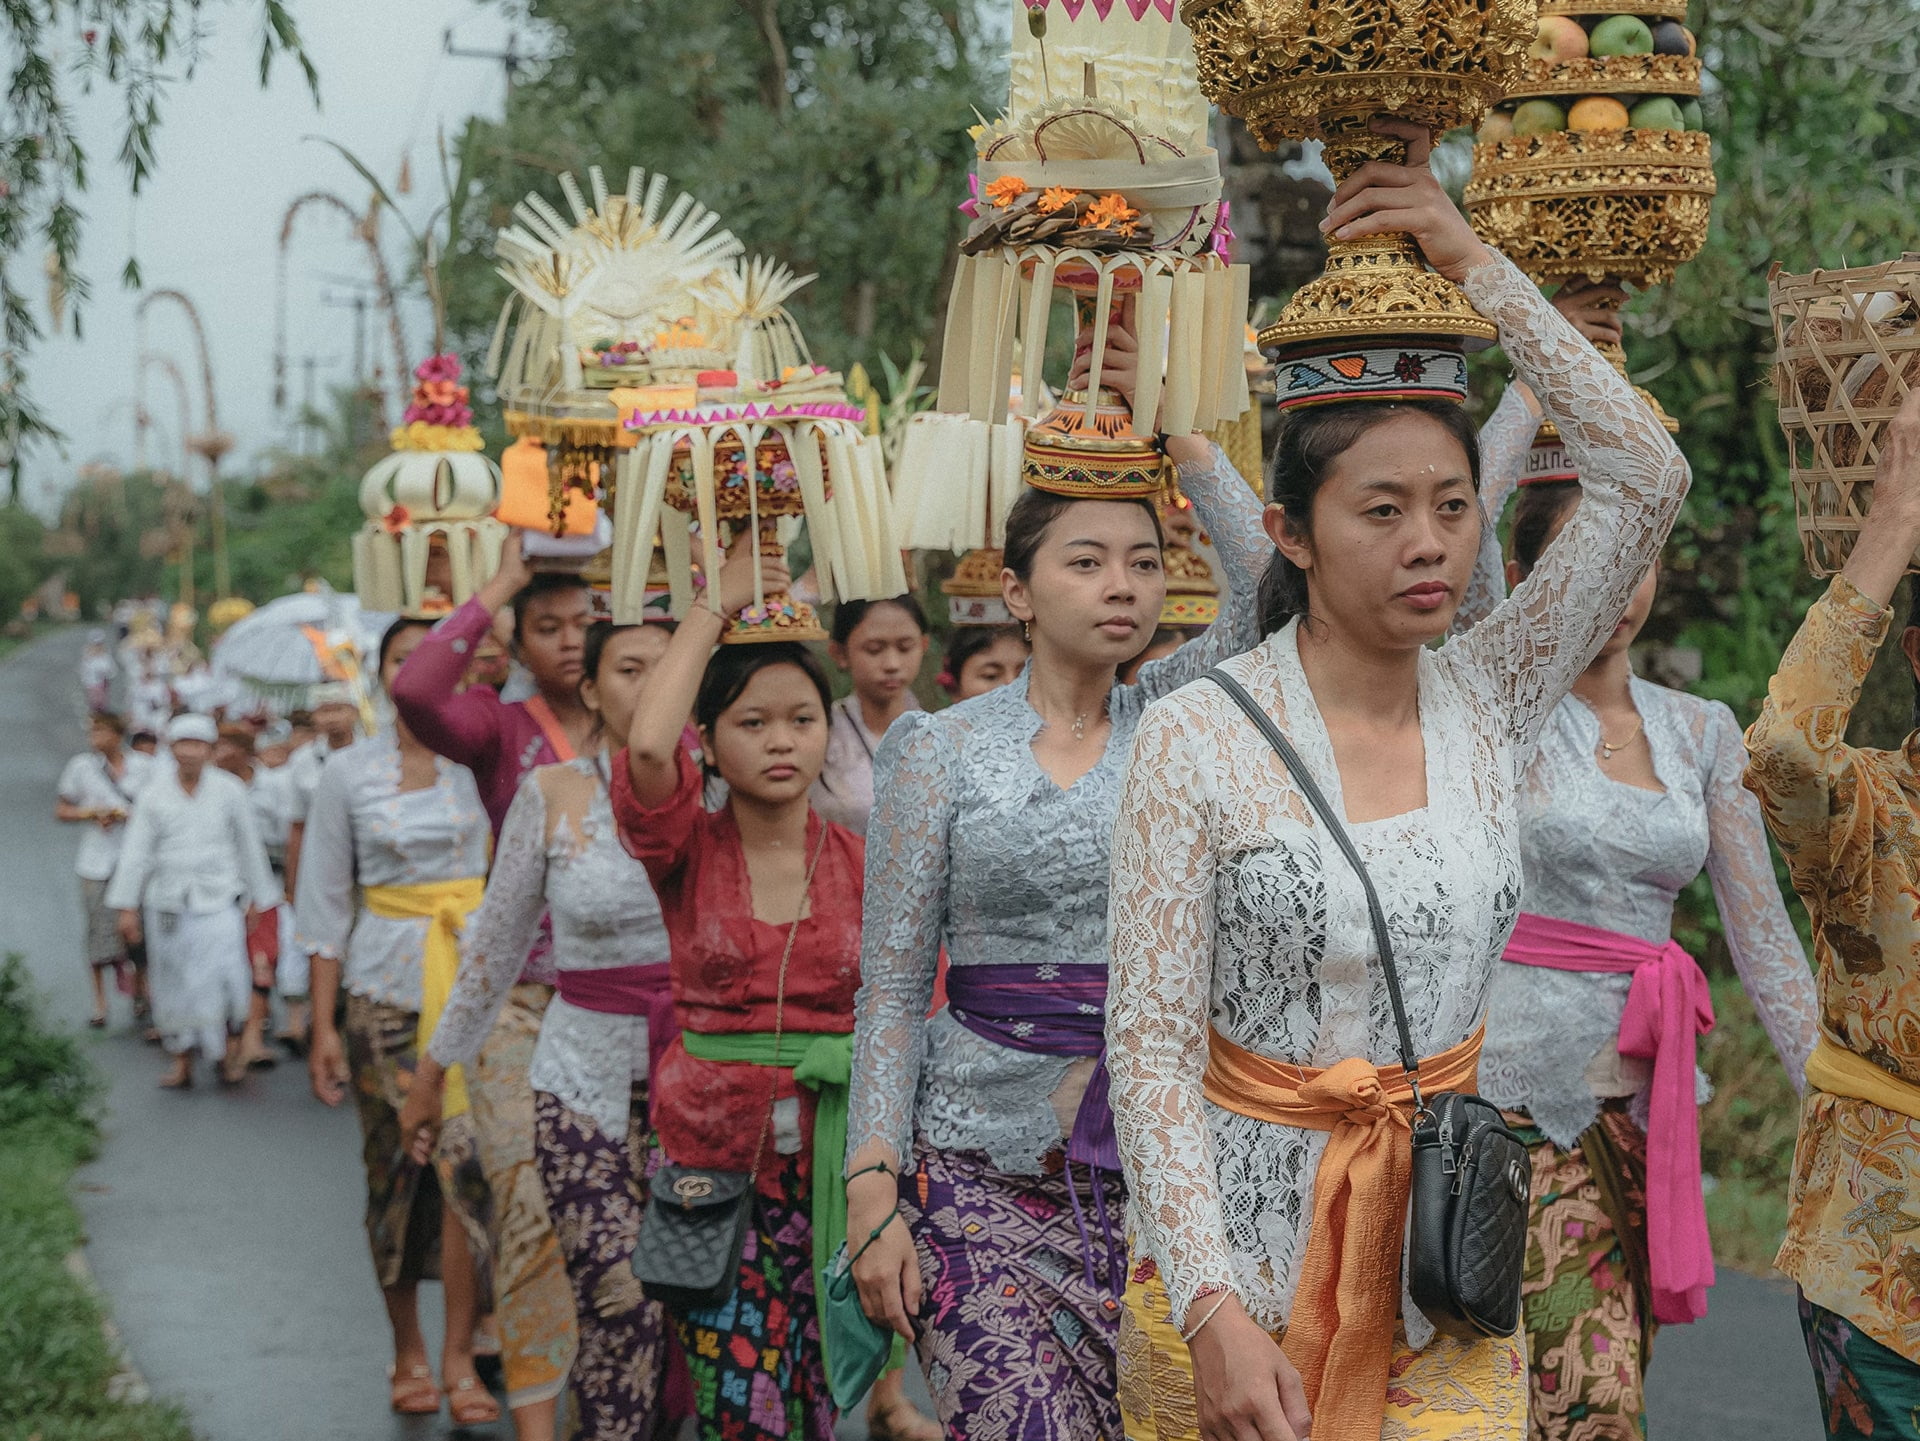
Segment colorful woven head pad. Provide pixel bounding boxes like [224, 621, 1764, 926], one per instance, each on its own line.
[1271, 346, 1470, 412]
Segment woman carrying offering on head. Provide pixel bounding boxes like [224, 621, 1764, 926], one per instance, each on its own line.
[611, 539, 861, 1441]
[1453, 323, 1817, 1439]
[1104, 121, 1690, 1441]
[295, 617, 498, 1425]
[402, 619, 687, 1440]
[838, 270, 1271, 1438]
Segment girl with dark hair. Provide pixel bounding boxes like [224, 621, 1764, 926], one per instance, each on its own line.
[1104, 122, 1692, 1441]
[1446, 359, 1816, 1441]
[405, 619, 687, 1440]
[840, 264, 1270, 1438]
[610, 541, 859, 1441]
[293, 616, 499, 1424]
[938, 624, 1030, 702]
[814, 596, 932, 836]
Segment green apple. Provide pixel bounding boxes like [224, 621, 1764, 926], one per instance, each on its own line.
[1512, 99, 1569, 136]
[1628, 96, 1686, 131]
[1680, 97, 1705, 130]
[1589, 14, 1654, 56]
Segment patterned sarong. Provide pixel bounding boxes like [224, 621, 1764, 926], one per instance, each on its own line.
[1800, 1291, 1920, 1439]
[1513, 1102, 1653, 1440]
[902, 1141, 1125, 1440]
[470, 982, 577, 1410]
[659, 1148, 837, 1441]
[533, 1085, 677, 1440]
[1118, 1256, 1526, 1440]
[342, 993, 492, 1293]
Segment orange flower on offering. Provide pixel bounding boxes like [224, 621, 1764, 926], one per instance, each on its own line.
[1086, 193, 1140, 231]
[984, 175, 1030, 208]
[1037, 186, 1077, 214]
[380, 504, 412, 536]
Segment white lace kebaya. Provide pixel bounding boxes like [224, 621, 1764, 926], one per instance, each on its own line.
[1456, 396, 1817, 1147]
[844, 440, 1269, 1178]
[1105, 249, 1692, 1345]
[429, 757, 672, 1137]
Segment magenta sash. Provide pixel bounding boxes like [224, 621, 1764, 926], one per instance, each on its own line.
[1503, 911, 1717, 1326]
[555, 963, 678, 1090]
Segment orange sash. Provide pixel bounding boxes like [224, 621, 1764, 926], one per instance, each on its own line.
[1202, 1024, 1485, 1441]
[523, 694, 578, 763]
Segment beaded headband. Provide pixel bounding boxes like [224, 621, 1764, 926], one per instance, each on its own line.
[1272, 346, 1470, 412]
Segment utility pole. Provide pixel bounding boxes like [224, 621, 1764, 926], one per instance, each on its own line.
[322, 290, 371, 388]
[444, 26, 527, 100]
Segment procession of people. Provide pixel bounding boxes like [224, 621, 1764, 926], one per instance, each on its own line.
[38, 3, 1920, 1439]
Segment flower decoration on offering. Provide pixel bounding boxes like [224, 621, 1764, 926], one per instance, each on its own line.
[352, 351, 507, 615]
[931, 0, 1251, 516]
[605, 258, 905, 642]
[1770, 254, 1920, 577]
[941, 546, 1015, 628]
[490, 165, 746, 525]
[1182, 0, 1536, 374]
[1465, 2, 1715, 444]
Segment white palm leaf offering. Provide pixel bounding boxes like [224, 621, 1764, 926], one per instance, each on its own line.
[914, 0, 1251, 539]
[486, 160, 903, 636]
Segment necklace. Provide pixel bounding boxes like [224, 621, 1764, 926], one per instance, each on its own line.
[1037, 696, 1109, 740]
[1598, 719, 1643, 761]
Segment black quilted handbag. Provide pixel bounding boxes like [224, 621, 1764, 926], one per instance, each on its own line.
[632, 1164, 754, 1311]
[1206, 669, 1530, 1339]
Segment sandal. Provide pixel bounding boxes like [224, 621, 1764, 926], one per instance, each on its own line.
[389, 1362, 441, 1416]
[446, 1374, 500, 1425]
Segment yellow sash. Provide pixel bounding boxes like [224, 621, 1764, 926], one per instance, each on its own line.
[365, 877, 487, 1120]
[1806, 1034, 1920, 1123]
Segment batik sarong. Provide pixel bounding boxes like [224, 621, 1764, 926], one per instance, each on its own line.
[1117, 1256, 1526, 1441]
[662, 1149, 836, 1441]
[534, 1084, 675, 1440]
[145, 904, 249, 1058]
[901, 1141, 1125, 1441]
[470, 981, 577, 1410]
[343, 992, 493, 1292]
[1513, 1102, 1653, 1441]
[1800, 1291, 1920, 1439]
[80, 876, 128, 973]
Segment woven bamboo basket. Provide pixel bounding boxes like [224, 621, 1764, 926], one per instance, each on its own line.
[1770, 255, 1920, 575]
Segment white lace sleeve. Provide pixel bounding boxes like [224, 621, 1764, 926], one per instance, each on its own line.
[1133, 441, 1272, 701]
[1455, 382, 1539, 632]
[430, 772, 550, 1069]
[846, 710, 954, 1170]
[291, 763, 356, 959]
[1451, 252, 1690, 755]
[1107, 697, 1234, 1326]
[1700, 701, 1818, 1091]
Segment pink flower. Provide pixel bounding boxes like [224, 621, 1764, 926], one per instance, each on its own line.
[959, 172, 982, 219]
[1209, 200, 1236, 262]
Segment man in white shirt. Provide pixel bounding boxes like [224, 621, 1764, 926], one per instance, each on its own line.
[108, 714, 281, 1088]
[55, 712, 154, 1027]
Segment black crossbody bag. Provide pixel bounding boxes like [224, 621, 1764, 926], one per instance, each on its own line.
[1205, 669, 1530, 1339]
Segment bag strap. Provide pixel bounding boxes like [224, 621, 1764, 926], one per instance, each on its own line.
[1203, 668, 1426, 1106]
[746, 822, 831, 1184]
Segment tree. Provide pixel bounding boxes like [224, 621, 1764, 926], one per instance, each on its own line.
[1, 1, 315, 460]
[439, 0, 994, 403]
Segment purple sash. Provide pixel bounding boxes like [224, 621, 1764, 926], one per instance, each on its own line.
[945, 962, 1121, 1294]
[556, 963, 679, 1103]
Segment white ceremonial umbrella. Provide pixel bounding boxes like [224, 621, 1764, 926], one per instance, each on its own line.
[210, 588, 393, 706]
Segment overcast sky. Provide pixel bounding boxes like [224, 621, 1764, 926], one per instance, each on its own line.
[24, 1, 519, 516]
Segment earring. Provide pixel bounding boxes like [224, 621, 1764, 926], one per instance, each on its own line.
[1023, 620, 1032, 643]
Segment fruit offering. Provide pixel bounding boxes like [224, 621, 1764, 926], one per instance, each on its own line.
[1478, 4, 1705, 142]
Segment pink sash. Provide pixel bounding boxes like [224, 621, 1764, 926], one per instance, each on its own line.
[554, 963, 678, 1093]
[1503, 911, 1717, 1325]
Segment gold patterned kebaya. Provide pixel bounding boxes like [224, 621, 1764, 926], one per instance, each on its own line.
[1744, 574, 1920, 1364]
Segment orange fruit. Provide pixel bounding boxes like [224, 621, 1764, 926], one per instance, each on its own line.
[1568, 96, 1631, 131]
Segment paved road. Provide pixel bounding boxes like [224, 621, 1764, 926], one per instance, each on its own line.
[5, 629, 1817, 1438]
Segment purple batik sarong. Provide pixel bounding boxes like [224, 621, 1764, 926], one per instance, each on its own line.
[904, 1141, 1125, 1441]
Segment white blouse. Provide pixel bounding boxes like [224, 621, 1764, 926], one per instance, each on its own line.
[1105, 250, 1691, 1347]
[429, 757, 672, 1137]
[291, 731, 491, 1010]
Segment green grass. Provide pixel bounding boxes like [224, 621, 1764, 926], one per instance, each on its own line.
[0, 955, 194, 1441]
[1698, 975, 1803, 1277]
